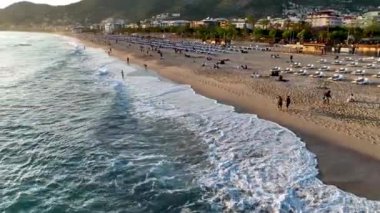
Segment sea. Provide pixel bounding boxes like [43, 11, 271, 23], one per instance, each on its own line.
[0, 32, 379, 212]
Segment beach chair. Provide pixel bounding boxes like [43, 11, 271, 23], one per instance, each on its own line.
[283, 68, 293, 73]
[332, 60, 344, 65]
[347, 62, 360, 67]
[296, 69, 308, 76]
[271, 66, 282, 71]
[336, 67, 350, 74]
[329, 74, 344, 81]
[365, 63, 378, 69]
[318, 59, 328, 64]
[373, 72, 380, 78]
[292, 62, 302, 68]
[305, 64, 316, 69]
[352, 77, 370, 85]
[319, 66, 332, 71]
[344, 57, 354, 61]
[251, 72, 261, 78]
[352, 69, 366, 75]
[310, 71, 325, 78]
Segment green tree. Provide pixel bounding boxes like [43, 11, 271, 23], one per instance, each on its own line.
[246, 15, 255, 26]
[257, 19, 270, 30]
[317, 31, 329, 43]
[350, 27, 364, 41]
[297, 29, 312, 42]
[363, 20, 380, 38]
[329, 30, 348, 43]
[253, 28, 269, 40]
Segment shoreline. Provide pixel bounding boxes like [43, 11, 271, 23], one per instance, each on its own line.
[69, 33, 380, 200]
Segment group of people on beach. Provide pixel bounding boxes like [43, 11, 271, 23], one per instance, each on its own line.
[277, 89, 355, 110]
[277, 95, 291, 110]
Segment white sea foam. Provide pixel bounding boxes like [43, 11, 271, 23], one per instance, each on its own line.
[78, 40, 380, 212]
[120, 76, 380, 212]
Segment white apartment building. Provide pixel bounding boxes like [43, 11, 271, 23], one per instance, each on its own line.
[102, 18, 125, 34]
[161, 20, 190, 28]
[230, 18, 253, 30]
[342, 15, 358, 27]
[306, 10, 342, 28]
[361, 10, 380, 27]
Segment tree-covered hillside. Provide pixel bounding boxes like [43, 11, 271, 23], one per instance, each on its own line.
[0, 0, 378, 26]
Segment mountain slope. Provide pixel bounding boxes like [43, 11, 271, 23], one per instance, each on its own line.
[0, 0, 378, 26]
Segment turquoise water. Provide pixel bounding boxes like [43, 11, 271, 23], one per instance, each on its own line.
[1, 32, 380, 212]
[0, 32, 211, 212]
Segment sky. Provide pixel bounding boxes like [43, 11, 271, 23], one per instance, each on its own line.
[0, 0, 82, 8]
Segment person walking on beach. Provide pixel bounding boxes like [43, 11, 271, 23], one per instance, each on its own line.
[323, 90, 332, 104]
[121, 70, 125, 80]
[144, 64, 148, 70]
[290, 55, 293, 63]
[127, 57, 130, 65]
[286, 96, 291, 110]
[277, 96, 283, 110]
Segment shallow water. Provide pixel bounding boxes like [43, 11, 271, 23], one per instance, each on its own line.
[1, 32, 380, 212]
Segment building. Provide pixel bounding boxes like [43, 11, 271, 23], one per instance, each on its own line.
[302, 43, 328, 55]
[356, 43, 380, 56]
[270, 18, 289, 29]
[342, 15, 358, 27]
[255, 18, 270, 29]
[101, 18, 126, 34]
[361, 10, 380, 27]
[161, 20, 191, 28]
[72, 25, 85, 33]
[140, 22, 151, 29]
[230, 18, 253, 30]
[89, 24, 101, 31]
[306, 10, 342, 28]
[190, 21, 205, 28]
[126, 23, 139, 29]
[201, 17, 228, 28]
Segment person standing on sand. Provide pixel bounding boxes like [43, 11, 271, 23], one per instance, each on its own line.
[127, 57, 130, 65]
[323, 90, 332, 104]
[144, 64, 148, 70]
[290, 55, 293, 63]
[286, 96, 291, 110]
[347, 93, 355, 103]
[121, 70, 125, 80]
[277, 96, 283, 110]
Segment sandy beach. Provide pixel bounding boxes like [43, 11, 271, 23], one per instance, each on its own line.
[71, 33, 380, 200]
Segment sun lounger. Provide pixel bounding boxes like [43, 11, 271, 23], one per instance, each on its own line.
[319, 66, 332, 71]
[365, 63, 378, 69]
[292, 62, 302, 68]
[352, 69, 366, 75]
[336, 68, 350, 74]
[332, 60, 344, 65]
[305, 64, 316, 69]
[329, 74, 344, 81]
[295, 69, 308, 76]
[318, 59, 328, 64]
[344, 57, 354, 61]
[373, 72, 380, 78]
[283, 68, 293, 73]
[352, 77, 370, 85]
[310, 71, 325, 78]
[347, 62, 360, 67]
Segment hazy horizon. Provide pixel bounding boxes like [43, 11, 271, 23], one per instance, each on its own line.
[0, 0, 81, 9]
